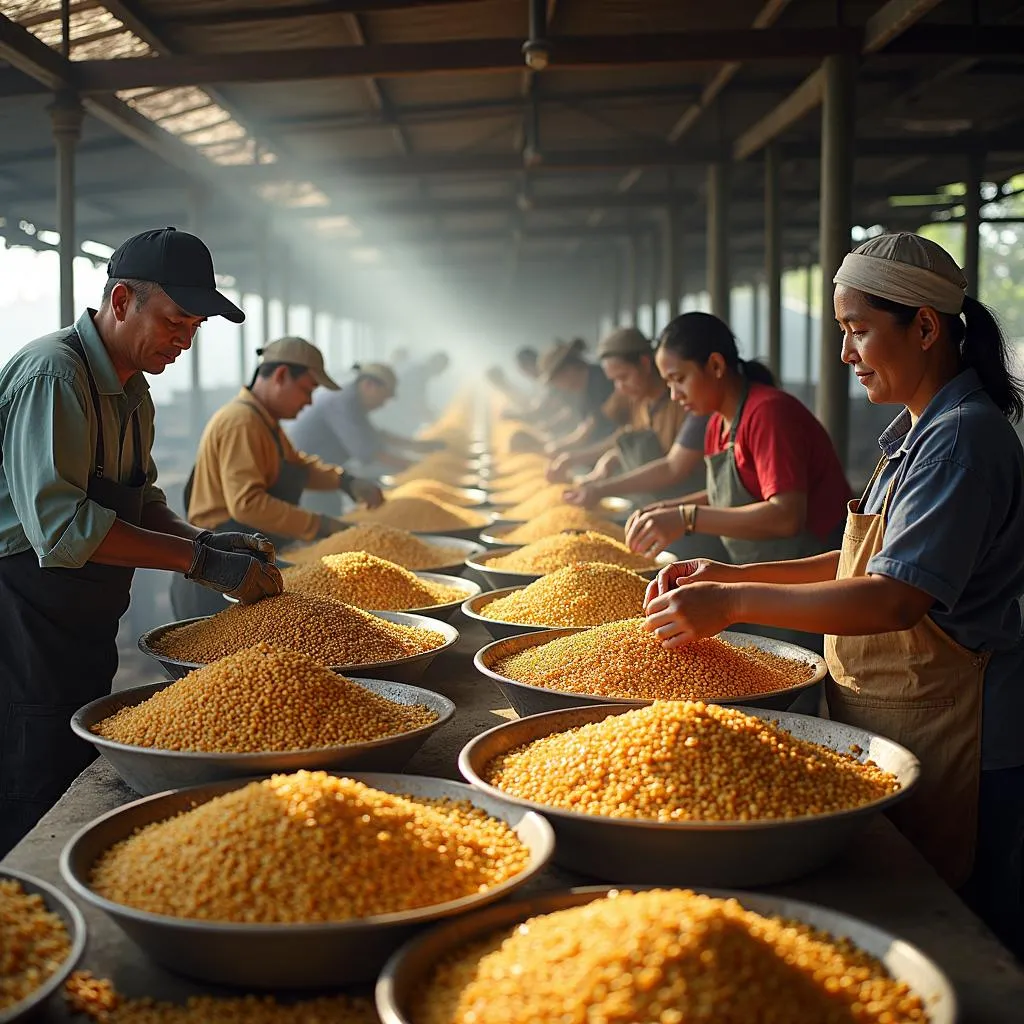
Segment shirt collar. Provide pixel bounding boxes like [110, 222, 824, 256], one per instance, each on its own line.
[876, 368, 985, 460]
[75, 308, 151, 401]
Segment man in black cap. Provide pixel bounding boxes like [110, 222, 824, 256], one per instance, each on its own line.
[0, 227, 282, 854]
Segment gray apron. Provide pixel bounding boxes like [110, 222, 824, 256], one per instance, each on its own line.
[706, 385, 829, 657]
[170, 399, 309, 620]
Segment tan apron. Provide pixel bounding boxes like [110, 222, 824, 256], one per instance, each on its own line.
[825, 457, 988, 887]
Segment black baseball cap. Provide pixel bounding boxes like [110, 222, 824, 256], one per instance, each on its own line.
[107, 226, 245, 323]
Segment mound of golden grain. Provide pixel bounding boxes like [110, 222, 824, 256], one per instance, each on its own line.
[344, 496, 488, 533]
[1, 878, 72, 1011]
[494, 506, 623, 545]
[287, 525, 466, 570]
[484, 532, 656, 575]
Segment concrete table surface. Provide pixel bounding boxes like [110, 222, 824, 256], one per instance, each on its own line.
[4, 617, 1023, 1021]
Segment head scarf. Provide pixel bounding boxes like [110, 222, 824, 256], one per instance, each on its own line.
[833, 233, 967, 315]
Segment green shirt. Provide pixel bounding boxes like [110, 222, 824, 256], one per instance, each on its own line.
[0, 309, 165, 569]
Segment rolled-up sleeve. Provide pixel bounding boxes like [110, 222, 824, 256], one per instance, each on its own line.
[2, 373, 116, 568]
[868, 457, 991, 613]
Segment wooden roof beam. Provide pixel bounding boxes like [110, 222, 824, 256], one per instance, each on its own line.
[151, 1, 493, 28]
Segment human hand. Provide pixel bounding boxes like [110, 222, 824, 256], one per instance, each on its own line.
[643, 558, 735, 606]
[563, 482, 599, 507]
[643, 581, 739, 649]
[348, 477, 385, 509]
[625, 507, 686, 558]
[185, 543, 284, 605]
[316, 515, 349, 539]
[546, 453, 574, 483]
[196, 530, 276, 565]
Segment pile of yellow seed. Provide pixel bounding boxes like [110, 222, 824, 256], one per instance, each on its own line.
[486, 701, 897, 821]
[1, 878, 72, 1011]
[484, 531, 656, 575]
[489, 478, 548, 506]
[344, 496, 488, 532]
[388, 479, 481, 507]
[414, 889, 928, 1024]
[65, 971, 380, 1023]
[494, 618, 813, 700]
[491, 452, 548, 477]
[155, 592, 445, 666]
[89, 771, 531, 923]
[92, 644, 436, 753]
[287, 525, 466, 569]
[499, 485, 572, 520]
[481, 563, 647, 627]
[391, 454, 479, 487]
[282, 553, 466, 610]
[495, 506, 623, 544]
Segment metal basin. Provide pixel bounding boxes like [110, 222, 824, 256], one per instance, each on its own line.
[465, 546, 675, 591]
[413, 535, 488, 577]
[474, 627, 827, 716]
[382, 486, 491, 509]
[0, 868, 87, 1024]
[459, 704, 919, 887]
[71, 678, 456, 796]
[479, 522, 627, 548]
[138, 611, 460, 683]
[376, 886, 955, 1024]
[461, 586, 582, 641]
[60, 773, 554, 989]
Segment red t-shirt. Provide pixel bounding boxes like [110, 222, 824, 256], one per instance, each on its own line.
[705, 383, 851, 540]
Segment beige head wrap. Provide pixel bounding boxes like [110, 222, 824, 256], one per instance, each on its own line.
[833, 233, 967, 316]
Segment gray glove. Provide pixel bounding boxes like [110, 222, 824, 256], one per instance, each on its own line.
[186, 541, 283, 605]
[196, 530, 276, 565]
[316, 515, 349, 539]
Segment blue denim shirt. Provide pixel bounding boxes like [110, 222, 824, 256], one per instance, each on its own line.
[862, 369, 1024, 770]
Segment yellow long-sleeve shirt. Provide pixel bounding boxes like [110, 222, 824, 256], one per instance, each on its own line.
[187, 389, 343, 542]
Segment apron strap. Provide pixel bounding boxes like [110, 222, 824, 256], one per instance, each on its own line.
[722, 380, 751, 449]
[63, 330, 108, 480]
[234, 397, 288, 460]
[859, 454, 899, 523]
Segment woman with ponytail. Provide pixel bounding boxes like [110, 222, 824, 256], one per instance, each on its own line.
[644, 234, 1024, 954]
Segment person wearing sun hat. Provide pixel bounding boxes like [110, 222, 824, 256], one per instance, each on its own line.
[0, 227, 284, 855]
[643, 232, 1024, 954]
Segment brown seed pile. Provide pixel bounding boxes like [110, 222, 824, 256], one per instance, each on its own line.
[344, 496, 488, 532]
[500, 485, 574, 520]
[413, 889, 929, 1024]
[65, 971, 380, 1023]
[89, 771, 531, 923]
[1, 878, 72, 1011]
[496, 506, 623, 545]
[282, 552, 466, 610]
[484, 532, 657, 575]
[155, 592, 445, 666]
[92, 644, 436, 753]
[388, 480, 481, 507]
[485, 701, 898, 821]
[494, 618, 813, 700]
[481, 563, 647, 627]
[287, 525, 466, 570]
[391, 453, 479, 487]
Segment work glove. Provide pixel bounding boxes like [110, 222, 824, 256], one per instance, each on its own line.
[316, 515, 350, 539]
[195, 529, 276, 565]
[185, 541, 283, 605]
[341, 475, 385, 509]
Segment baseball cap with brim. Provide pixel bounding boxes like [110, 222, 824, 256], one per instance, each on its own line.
[257, 336, 340, 390]
[538, 337, 586, 384]
[357, 362, 398, 396]
[107, 226, 245, 324]
[597, 326, 652, 360]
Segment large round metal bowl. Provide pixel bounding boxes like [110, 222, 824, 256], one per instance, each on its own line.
[465, 546, 676, 591]
[138, 611, 460, 684]
[382, 485, 491, 509]
[460, 704, 919, 887]
[375, 885, 955, 1024]
[413, 534, 488, 577]
[479, 521, 627, 548]
[474, 627, 827, 716]
[60, 773, 554, 989]
[71, 678, 456, 796]
[461, 587, 585, 641]
[0, 868, 87, 1024]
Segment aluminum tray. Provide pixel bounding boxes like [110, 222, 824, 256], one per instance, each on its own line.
[460, 703, 919, 887]
[0, 868, 87, 1024]
[465, 546, 675, 591]
[138, 611, 459, 683]
[411, 535, 488, 577]
[474, 627, 826, 716]
[461, 586, 579, 641]
[376, 886, 955, 1024]
[60, 773, 554, 989]
[71, 678, 456, 796]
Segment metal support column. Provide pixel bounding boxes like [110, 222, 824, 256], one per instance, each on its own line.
[50, 93, 83, 327]
[238, 309, 247, 386]
[281, 247, 292, 336]
[816, 55, 855, 463]
[706, 161, 731, 322]
[648, 230, 661, 337]
[610, 250, 622, 329]
[964, 149, 984, 298]
[624, 235, 639, 327]
[186, 187, 207, 433]
[258, 223, 271, 346]
[805, 263, 814, 392]
[765, 142, 783, 379]
[666, 206, 683, 322]
[751, 280, 761, 360]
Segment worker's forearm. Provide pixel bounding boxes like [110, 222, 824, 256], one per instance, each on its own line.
[733, 575, 926, 636]
[90, 518, 195, 572]
[691, 500, 801, 541]
[591, 457, 676, 499]
[141, 501, 203, 541]
[728, 551, 841, 585]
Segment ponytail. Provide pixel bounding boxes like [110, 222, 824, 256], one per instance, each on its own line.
[959, 296, 1024, 423]
[657, 312, 776, 387]
[738, 357, 776, 387]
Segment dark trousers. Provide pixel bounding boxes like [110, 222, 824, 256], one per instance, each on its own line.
[960, 764, 1024, 961]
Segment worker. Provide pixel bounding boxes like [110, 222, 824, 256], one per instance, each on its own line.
[0, 227, 282, 855]
[627, 311, 850, 650]
[549, 327, 702, 505]
[388, 350, 450, 436]
[643, 234, 1024, 955]
[170, 337, 383, 619]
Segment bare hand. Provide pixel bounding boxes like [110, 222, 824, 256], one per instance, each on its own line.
[350, 477, 385, 509]
[563, 482, 599, 507]
[625, 507, 686, 558]
[546, 453, 573, 483]
[643, 581, 738, 648]
[643, 558, 734, 606]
